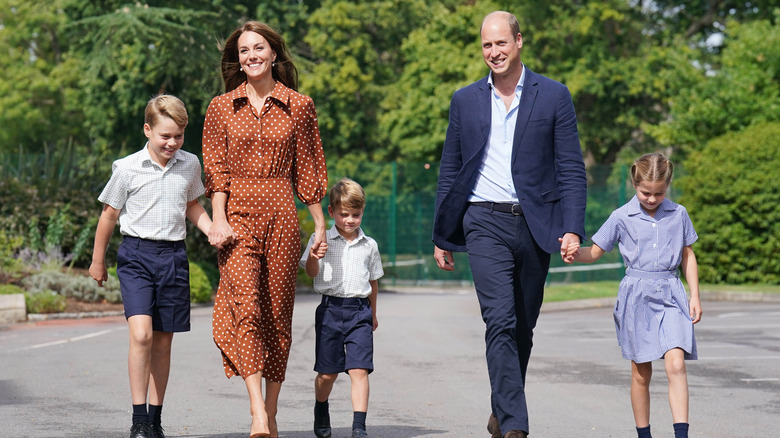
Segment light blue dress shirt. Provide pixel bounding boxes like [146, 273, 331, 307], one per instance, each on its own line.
[468, 65, 526, 203]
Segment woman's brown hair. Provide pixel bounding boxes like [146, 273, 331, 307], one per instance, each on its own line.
[220, 21, 298, 92]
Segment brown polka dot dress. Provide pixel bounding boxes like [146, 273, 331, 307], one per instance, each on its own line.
[203, 81, 327, 382]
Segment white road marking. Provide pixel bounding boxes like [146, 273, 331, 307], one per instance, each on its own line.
[13, 329, 119, 351]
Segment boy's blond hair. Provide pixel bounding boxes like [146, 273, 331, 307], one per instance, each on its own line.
[329, 178, 365, 211]
[145, 94, 188, 129]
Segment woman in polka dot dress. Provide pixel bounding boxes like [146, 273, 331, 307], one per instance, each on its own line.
[203, 21, 328, 438]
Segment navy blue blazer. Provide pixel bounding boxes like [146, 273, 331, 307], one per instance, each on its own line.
[433, 68, 587, 254]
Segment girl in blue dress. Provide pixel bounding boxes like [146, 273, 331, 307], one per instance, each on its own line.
[562, 153, 702, 438]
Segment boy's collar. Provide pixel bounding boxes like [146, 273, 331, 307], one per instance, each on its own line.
[327, 225, 365, 242]
[140, 142, 180, 168]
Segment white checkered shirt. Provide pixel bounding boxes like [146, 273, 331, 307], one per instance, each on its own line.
[98, 143, 206, 241]
[299, 226, 384, 298]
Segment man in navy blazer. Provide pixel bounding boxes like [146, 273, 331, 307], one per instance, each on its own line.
[433, 11, 587, 438]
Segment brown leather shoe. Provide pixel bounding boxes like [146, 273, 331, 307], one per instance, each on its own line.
[487, 414, 502, 438]
[503, 431, 528, 438]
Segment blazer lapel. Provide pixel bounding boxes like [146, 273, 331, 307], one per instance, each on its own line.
[478, 78, 491, 142]
[512, 69, 538, 165]
[461, 77, 492, 167]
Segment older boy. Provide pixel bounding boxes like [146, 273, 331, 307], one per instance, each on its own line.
[89, 95, 215, 438]
[299, 178, 384, 438]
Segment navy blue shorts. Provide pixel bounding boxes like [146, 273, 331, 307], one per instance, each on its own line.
[314, 295, 374, 374]
[116, 236, 191, 333]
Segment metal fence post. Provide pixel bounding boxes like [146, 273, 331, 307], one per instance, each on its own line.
[389, 162, 397, 286]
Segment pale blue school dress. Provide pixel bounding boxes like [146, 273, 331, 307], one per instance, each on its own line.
[592, 196, 698, 363]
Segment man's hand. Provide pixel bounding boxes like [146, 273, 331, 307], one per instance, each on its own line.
[434, 246, 455, 271]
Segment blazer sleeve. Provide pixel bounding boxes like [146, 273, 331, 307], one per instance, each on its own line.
[553, 86, 587, 240]
[432, 91, 465, 250]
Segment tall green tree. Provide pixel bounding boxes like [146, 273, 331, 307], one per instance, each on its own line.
[300, 0, 430, 162]
[647, 11, 780, 155]
[378, 1, 497, 162]
[65, 2, 231, 153]
[0, 0, 84, 153]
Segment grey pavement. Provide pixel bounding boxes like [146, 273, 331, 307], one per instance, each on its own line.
[1, 290, 779, 438]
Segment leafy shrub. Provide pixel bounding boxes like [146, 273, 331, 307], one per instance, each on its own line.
[0, 283, 25, 295]
[679, 122, 780, 284]
[0, 230, 25, 276]
[189, 261, 213, 304]
[25, 290, 67, 314]
[21, 270, 122, 304]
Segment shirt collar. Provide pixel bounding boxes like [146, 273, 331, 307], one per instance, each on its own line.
[140, 142, 180, 169]
[326, 225, 366, 243]
[487, 63, 525, 94]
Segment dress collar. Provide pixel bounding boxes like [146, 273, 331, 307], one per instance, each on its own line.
[227, 81, 292, 108]
[627, 195, 676, 218]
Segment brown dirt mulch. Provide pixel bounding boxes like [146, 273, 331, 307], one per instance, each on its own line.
[63, 297, 124, 314]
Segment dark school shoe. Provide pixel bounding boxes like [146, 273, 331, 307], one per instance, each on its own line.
[351, 428, 369, 438]
[129, 421, 152, 438]
[313, 412, 331, 438]
[150, 423, 165, 438]
[503, 430, 528, 438]
[487, 413, 502, 438]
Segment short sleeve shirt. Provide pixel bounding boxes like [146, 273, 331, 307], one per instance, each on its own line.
[299, 226, 384, 298]
[591, 196, 698, 272]
[98, 144, 205, 241]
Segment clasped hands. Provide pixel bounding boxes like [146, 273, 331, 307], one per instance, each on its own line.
[207, 218, 235, 249]
[559, 232, 581, 264]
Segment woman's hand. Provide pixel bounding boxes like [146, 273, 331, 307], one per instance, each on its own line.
[309, 228, 327, 257]
[208, 216, 235, 249]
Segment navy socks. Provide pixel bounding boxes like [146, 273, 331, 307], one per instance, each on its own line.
[132, 404, 148, 424]
[673, 422, 689, 438]
[148, 404, 163, 426]
[636, 425, 652, 438]
[315, 400, 330, 418]
[352, 411, 367, 432]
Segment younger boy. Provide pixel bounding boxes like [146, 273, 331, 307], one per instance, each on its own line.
[299, 178, 384, 438]
[89, 95, 214, 438]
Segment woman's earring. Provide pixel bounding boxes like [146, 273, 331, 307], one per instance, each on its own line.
[239, 66, 243, 71]
[272, 62, 277, 68]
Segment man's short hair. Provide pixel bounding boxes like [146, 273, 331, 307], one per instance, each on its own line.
[481, 11, 521, 37]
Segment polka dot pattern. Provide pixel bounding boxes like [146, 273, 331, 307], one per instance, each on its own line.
[203, 82, 327, 382]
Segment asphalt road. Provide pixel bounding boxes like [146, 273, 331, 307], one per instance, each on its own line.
[1, 291, 778, 438]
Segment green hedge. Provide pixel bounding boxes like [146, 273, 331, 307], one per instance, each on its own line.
[679, 122, 780, 284]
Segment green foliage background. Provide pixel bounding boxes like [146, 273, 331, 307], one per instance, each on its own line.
[679, 123, 780, 284]
[0, 1, 779, 286]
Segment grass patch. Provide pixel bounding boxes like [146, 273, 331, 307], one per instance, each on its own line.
[544, 281, 619, 302]
[543, 281, 780, 303]
[698, 283, 780, 293]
